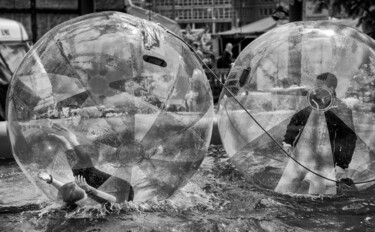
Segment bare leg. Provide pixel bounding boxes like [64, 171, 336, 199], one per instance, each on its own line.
[306, 173, 326, 195]
[305, 171, 336, 195]
[275, 158, 306, 194]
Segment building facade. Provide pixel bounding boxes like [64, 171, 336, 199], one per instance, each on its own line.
[233, 0, 276, 26]
[137, 0, 278, 33]
[0, 0, 125, 42]
[146, 0, 233, 33]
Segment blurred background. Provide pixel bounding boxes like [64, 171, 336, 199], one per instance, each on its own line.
[2, 3, 375, 231]
[1, 0, 374, 102]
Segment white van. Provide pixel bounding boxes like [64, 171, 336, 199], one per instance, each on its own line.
[0, 18, 30, 159]
[0, 17, 30, 121]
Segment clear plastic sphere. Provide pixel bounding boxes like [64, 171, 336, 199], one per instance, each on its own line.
[7, 12, 213, 204]
[218, 21, 375, 196]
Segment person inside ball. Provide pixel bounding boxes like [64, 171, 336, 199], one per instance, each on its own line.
[275, 72, 357, 195]
[38, 123, 134, 205]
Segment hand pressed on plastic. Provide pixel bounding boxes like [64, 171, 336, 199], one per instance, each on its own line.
[283, 145, 292, 155]
[50, 123, 80, 147]
[75, 175, 92, 193]
[48, 133, 72, 150]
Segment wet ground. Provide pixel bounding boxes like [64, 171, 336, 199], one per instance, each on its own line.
[1, 145, 375, 232]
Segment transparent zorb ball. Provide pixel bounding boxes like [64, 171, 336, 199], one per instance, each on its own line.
[7, 12, 213, 204]
[218, 21, 375, 196]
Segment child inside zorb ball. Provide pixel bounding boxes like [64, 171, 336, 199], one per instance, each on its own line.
[218, 21, 375, 196]
[275, 72, 357, 195]
[7, 12, 213, 205]
[37, 123, 134, 204]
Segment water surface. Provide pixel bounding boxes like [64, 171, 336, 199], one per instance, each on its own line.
[1, 145, 375, 232]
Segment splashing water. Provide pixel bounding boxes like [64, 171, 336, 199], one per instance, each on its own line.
[1, 145, 375, 231]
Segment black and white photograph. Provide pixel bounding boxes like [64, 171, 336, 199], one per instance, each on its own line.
[1, 0, 375, 231]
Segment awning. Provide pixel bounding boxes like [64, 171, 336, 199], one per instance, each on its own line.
[217, 17, 278, 38]
[216, 17, 363, 38]
[330, 18, 362, 31]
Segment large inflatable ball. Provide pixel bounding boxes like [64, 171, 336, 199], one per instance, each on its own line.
[7, 12, 213, 204]
[218, 21, 375, 196]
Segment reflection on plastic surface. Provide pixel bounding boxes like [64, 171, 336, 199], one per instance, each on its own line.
[6, 12, 213, 204]
[218, 21, 375, 196]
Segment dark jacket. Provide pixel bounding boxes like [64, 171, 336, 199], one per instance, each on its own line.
[284, 100, 357, 169]
[217, 51, 232, 69]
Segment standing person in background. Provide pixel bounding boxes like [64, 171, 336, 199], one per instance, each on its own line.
[217, 43, 233, 69]
[202, 42, 216, 70]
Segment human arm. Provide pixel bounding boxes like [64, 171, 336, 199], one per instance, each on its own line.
[221, 51, 233, 68]
[50, 123, 80, 147]
[75, 175, 117, 203]
[326, 108, 357, 169]
[38, 172, 64, 189]
[282, 142, 293, 154]
[48, 124, 95, 168]
[283, 107, 311, 149]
